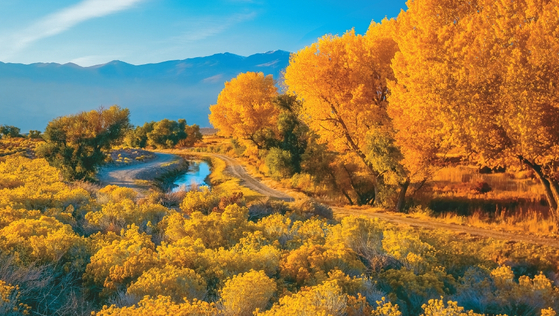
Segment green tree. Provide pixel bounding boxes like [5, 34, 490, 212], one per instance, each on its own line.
[28, 130, 42, 139]
[147, 119, 187, 149]
[124, 122, 155, 148]
[36, 105, 130, 181]
[0, 125, 21, 138]
[180, 123, 203, 147]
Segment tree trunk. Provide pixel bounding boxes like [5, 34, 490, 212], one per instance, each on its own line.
[396, 178, 410, 213]
[548, 178, 559, 221]
[520, 157, 558, 218]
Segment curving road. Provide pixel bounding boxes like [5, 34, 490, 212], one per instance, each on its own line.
[99, 150, 559, 248]
[97, 153, 178, 190]
[209, 153, 294, 202]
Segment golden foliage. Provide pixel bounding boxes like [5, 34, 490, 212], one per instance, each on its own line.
[0, 280, 30, 315]
[219, 270, 277, 316]
[285, 22, 397, 156]
[421, 298, 484, 316]
[389, 0, 559, 213]
[84, 225, 157, 294]
[279, 243, 366, 287]
[258, 280, 347, 316]
[208, 72, 279, 149]
[127, 265, 206, 302]
[0, 216, 88, 268]
[95, 295, 218, 316]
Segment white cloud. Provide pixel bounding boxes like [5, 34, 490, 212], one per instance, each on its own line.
[2, 0, 144, 58]
[175, 12, 257, 42]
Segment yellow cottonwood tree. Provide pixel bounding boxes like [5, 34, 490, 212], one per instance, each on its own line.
[390, 0, 559, 218]
[209, 72, 279, 149]
[285, 21, 415, 209]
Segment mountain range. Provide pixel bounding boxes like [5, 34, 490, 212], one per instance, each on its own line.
[0, 50, 291, 132]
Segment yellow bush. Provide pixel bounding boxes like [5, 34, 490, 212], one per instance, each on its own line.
[258, 280, 347, 316]
[0, 280, 31, 315]
[372, 297, 402, 316]
[84, 225, 157, 294]
[180, 187, 221, 215]
[0, 157, 91, 211]
[94, 295, 218, 316]
[127, 265, 206, 302]
[219, 270, 277, 316]
[200, 242, 281, 283]
[85, 199, 169, 232]
[168, 204, 250, 249]
[280, 243, 366, 288]
[0, 207, 41, 229]
[0, 216, 88, 269]
[421, 298, 484, 316]
[98, 185, 138, 202]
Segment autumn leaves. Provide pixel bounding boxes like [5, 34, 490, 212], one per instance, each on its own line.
[210, 0, 559, 217]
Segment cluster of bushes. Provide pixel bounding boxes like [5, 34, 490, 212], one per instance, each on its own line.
[124, 119, 202, 149]
[0, 156, 557, 315]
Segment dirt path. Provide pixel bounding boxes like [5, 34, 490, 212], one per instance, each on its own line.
[97, 152, 179, 192]
[100, 150, 559, 248]
[334, 207, 559, 248]
[183, 152, 294, 202]
[198, 152, 559, 248]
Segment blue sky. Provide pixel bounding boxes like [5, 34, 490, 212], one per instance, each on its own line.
[0, 0, 406, 66]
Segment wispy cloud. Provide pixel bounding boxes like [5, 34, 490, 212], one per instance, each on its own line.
[1, 0, 144, 58]
[175, 12, 257, 42]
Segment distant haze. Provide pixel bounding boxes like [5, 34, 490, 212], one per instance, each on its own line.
[0, 50, 290, 132]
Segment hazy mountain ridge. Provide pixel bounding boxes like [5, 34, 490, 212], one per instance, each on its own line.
[0, 50, 290, 131]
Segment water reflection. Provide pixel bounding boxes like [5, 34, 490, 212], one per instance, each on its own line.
[172, 161, 210, 192]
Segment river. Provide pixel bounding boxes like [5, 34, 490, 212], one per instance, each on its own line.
[172, 160, 211, 192]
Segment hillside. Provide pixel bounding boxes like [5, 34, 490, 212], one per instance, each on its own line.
[0, 50, 290, 131]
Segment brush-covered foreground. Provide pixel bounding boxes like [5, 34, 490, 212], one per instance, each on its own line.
[0, 156, 558, 316]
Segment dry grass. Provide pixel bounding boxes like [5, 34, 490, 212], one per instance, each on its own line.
[411, 165, 559, 237]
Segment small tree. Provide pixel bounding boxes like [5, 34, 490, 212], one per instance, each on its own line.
[147, 119, 187, 149]
[36, 105, 130, 181]
[28, 130, 42, 139]
[0, 125, 21, 138]
[209, 72, 279, 149]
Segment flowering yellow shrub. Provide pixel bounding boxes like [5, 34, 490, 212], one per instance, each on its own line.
[98, 185, 138, 202]
[127, 265, 206, 302]
[280, 243, 366, 288]
[372, 297, 402, 316]
[180, 187, 222, 215]
[219, 270, 277, 316]
[85, 199, 169, 232]
[167, 204, 251, 249]
[84, 225, 157, 294]
[0, 280, 31, 315]
[488, 265, 559, 314]
[258, 280, 347, 316]
[0, 157, 91, 211]
[0, 206, 41, 229]
[94, 295, 218, 316]
[202, 243, 281, 284]
[421, 298, 483, 316]
[0, 216, 88, 268]
[380, 268, 452, 314]
[327, 216, 384, 258]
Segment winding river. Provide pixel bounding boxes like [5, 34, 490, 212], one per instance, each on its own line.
[172, 160, 211, 192]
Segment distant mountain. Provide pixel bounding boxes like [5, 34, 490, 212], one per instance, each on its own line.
[0, 50, 291, 132]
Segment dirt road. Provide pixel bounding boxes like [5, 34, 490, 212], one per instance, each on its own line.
[100, 150, 559, 248]
[334, 207, 559, 248]
[186, 152, 294, 202]
[199, 152, 559, 248]
[97, 152, 178, 191]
